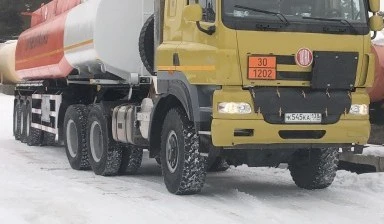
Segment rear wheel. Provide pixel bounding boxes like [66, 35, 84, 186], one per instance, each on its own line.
[13, 98, 22, 141]
[208, 157, 230, 172]
[64, 105, 90, 170]
[25, 97, 43, 146]
[21, 100, 29, 143]
[289, 148, 339, 190]
[87, 104, 122, 176]
[43, 132, 56, 146]
[160, 108, 208, 195]
[119, 144, 143, 175]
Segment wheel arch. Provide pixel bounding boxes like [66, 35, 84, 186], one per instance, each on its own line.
[148, 94, 185, 158]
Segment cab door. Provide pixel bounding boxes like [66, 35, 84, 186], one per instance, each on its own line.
[176, 0, 220, 85]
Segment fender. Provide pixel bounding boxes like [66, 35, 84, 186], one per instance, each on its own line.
[148, 71, 218, 157]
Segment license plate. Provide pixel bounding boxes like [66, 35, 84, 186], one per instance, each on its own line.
[284, 113, 322, 124]
[248, 56, 277, 80]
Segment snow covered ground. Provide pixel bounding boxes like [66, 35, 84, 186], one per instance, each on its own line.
[1, 93, 384, 224]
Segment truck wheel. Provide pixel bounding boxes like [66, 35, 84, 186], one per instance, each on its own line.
[87, 104, 122, 176]
[289, 148, 339, 190]
[64, 105, 90, 170]
[119, 144, 143, 175]
[13, 98, 22, 140]
[139, 14, 154, 75]
[43, 132, 56, 146]
[21, 100, 29, 143]
[208, 157, 230, 172]
[160, 108, 208, 195]
[25, 97, 43, 146]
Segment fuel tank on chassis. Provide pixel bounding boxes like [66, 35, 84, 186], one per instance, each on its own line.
[15, 0, 154, 81]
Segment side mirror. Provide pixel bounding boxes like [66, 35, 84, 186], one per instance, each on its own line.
[370, 15, 384, 31]
[369, 0, 380, 13]
[183, 4, 203, 22]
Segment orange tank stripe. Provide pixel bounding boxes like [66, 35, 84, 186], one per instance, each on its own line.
[157, 65, 216, 71]
[16, 39, 94, 65]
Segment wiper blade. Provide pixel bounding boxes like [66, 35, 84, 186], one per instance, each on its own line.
[234, 5, 289, 26]
[302, 17, 358, 34]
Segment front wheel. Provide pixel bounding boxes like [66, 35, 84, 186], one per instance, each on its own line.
[160, 108, 208, 195]
[289, 148, 339, 190]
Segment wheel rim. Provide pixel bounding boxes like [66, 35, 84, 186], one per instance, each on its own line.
[90, 121, 103, 163]
[166, 130, 179, 173]
[26, 112, 30, 137]
[66, 120, 79, 158]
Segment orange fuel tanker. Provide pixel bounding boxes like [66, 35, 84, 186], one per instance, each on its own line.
[15, 0, 80, 80]
[367, 42, 384, 146]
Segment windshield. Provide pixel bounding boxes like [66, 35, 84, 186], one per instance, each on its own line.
[222, 0, 369, 35]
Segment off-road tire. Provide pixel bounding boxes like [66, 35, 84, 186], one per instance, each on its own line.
[289, 148, 339, 190]
[26, 97, 43, 146]
[160, 108, 208, 195]
[139, 14, 154, 75]
[208, 157, 230, 172]
[119, 144, 143, 175]
[13, 98, 22, 141]
[20, 100, 29, 143]
[155, 157, 161, 166]
[87, 104, 122, 176]
[64, 105, 91, 170]
[43, 132, 56, 146]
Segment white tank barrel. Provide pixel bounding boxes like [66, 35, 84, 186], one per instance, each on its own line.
[64, 0, 155, 80]
[0, 40, 20, 84]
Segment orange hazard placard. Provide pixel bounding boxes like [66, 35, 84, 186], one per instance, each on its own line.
[248, 56, 277, 80]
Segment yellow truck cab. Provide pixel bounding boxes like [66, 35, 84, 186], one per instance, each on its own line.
[151, 0, 382, 193]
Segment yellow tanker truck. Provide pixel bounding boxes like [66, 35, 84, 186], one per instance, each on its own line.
[3, 0, 384, 195]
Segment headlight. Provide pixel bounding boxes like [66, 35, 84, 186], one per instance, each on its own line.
[349, 104, 368, 115]
[218, 102, 252, 114]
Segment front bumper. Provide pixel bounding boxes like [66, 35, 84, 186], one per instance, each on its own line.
[211, 119, 370, 147]
[211, 87, 370, 147]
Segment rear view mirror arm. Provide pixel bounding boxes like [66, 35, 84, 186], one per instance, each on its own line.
[196, 22, 216, 35]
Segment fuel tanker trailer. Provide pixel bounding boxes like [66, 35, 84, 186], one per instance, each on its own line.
[0, 40, 20, 94]
[12, 0, 383, 194]
[367, 43, 384, 146]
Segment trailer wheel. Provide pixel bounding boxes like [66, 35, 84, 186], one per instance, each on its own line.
[13, 98, 22, 141]
[160, 108, 208, 195]
[119, 144, 143, 175]
[64, 105, 90, 170]
[20, 100, 28, 143]
[289, 148, 339, 190]
[87, 104, 122, 176]
[43, 132, 56, 146]
[139, 14, 154, 75]
[25, 97, 43, 146]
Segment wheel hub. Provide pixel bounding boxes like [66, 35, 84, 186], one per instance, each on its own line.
[66, 120, 79, 158]
[90, 121, 103, 162]
[166, 130, 179, 173]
